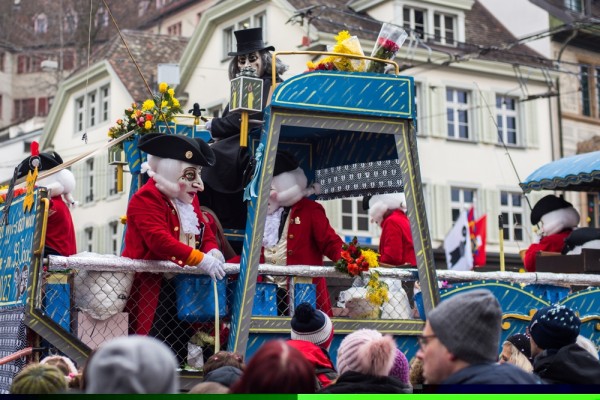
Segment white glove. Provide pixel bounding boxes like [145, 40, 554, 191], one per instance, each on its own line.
[198, 253, 225, 281]
[205, 119, 212, 131]
[208, 248, 225, 263]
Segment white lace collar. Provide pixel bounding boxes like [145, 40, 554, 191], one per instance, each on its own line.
[263, 207, 284, 248]
[174, 199, 200, 235]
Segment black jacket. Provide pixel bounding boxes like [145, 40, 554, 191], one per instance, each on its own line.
[317, 371, 412, 394]
[533, 343, 600, 384]
[442, 363, 542, 384]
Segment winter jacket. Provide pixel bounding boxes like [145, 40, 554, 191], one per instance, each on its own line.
[203, 366, 243, 388]
[287, 340, 337, 389]
[317, 371, 412, 394]
[533, 343, 600, 384]
[442, 363, 542, 384]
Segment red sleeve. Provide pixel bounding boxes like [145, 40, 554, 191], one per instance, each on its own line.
[523, 231, 570, 272]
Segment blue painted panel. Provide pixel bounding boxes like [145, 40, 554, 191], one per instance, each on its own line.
[174, 275, 227, 323]
[294, 283, 316, 309]
[43, 282, 71, 332]
[271, 71, 415, 119]
[252, 283, 278, 316]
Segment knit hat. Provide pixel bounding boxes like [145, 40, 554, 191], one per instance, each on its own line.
[529, 304, 580, 350]
[336, 329, 397, 376]
[85, 335, 179, 394]
[530, 195, 573, 225]
[10, 363, 68, 394]
[291, 302, 334, 348]
[388, 349, 410, 384]
[505, 333, 532, 361]
[427, 289, 502, 364]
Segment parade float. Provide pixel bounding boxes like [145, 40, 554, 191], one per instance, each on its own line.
[1, 25, 598, 391]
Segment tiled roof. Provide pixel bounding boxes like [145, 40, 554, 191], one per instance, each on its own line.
[85, 30, 189, 102]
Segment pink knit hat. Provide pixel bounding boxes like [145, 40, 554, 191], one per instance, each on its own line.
[388, 349, 410, 384]
[336, 329, 397, 376]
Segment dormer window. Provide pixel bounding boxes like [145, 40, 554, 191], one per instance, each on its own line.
[398, 1, 464, 47]
[64, 10, 78, 33]
[433, 12, 456, 46]
[403, 7, 425, 39]
[34, 13, 48, 34]
[564, 0, 583, 13]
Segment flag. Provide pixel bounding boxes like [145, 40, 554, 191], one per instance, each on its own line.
[471, 215, 487, 267]
[444, 210, 473, 271]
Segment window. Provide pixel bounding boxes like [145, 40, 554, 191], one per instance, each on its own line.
[0, 95, 2, 119]
[207, 104, 223, 118]
[223, 14, 268, 58]
[223, 26, 234, 58]
[100, 85, 110, 122]
[340, 198, 369, 235]
[564, 0, 583, 13]
[37, 97, 49, 117]
[13, 98, 35, 121]
[253, 13, 266, 39]
[433, 12, 455, 45]
[88, 92, 97, 127]
[403, 7, 425, 39]
[64, 10, 78, 33]
[84, 159, 94, 203]
[496, 95, 519, 145]
[579, 64, 600, 118]
[167, 22, 182, 36]
[0, 52, 4, 71]
[62, 51, 74, 70]
[451, 187, 476, 222]
[84, 227, 94, 252]
[34, 13, 48, 33]
[75, 97, 84, 132]
[446, 88, 470, 139]
[109, 165, 119, 196]
[96, 6, 108, 27]
[156, 0, 168, 8]
[17, 55, 29, 74]
[500, 191, 523, 241]
[108, 221, 120, 255]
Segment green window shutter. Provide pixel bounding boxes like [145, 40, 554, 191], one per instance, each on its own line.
[96, 153, 108, 200]
[72, 163, 84, 205]
[482, 188, 499, 243]
[522, 100, 539, 149]
[478, 91, 497, 144]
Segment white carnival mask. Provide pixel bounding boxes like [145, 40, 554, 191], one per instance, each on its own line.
[237, 51, 264, 77]
[176, 165, 204, 204]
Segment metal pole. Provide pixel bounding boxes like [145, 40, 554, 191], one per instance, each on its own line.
[498, 214, 505, 272]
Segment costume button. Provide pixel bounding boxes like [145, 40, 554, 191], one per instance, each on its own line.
[178, 261, 183, 265]
[289, 234, 294, 239]
[287, 250, 293, 255]
[174, 226, 179, 232]
[195, 241, 200, 246]
[171, 256, 176, 261]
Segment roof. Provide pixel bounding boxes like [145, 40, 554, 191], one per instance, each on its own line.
[84, 30, 189, 102]
[520, 150, 600, 193]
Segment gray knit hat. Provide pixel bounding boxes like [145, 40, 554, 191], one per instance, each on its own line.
[85, 335, 179, 394]
[427, 289, 502, 364]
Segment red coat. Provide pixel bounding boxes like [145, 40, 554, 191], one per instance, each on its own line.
[46, 196, 77, 256]
[378, 209, 416, 266]
[287, 339, 336, 388]
[122, 179, 218, 335]
[523, 229, 571, 272]
[283, 198, 343, 316]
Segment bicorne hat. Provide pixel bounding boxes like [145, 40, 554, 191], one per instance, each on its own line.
[273, 150, 299, 176]
[17, 151, 63, 179]
[228, 27, 275, 56]
[138, 133, 216, 167]
[530, 194, 573, 225]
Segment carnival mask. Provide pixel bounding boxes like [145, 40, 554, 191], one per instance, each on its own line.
[237, 51, 264, 77]
[177, 166, 204, 204]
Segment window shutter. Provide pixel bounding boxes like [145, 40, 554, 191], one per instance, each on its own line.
[75, 228, 84, 254]
[96, 224, 106, 254]
[522, 100, 539, 149]
[432, 184, 451, 240]
[481, 188, 499, 243]
[72, 163, 84, 205]
[96, 153, 108, 200]
[429, 85, 447, 138]
[477, 91, 497, 144]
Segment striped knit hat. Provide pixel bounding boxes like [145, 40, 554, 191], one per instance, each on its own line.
[291, 303, 334, 348]
[336, 329, 397, 376]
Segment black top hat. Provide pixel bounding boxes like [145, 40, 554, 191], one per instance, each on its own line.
[273, 150, 299, 176]
[16, 151, 63, 179]
[530, 194, 573, 225]
[138, 133, 216, 167]
[228, 27, 275, 56]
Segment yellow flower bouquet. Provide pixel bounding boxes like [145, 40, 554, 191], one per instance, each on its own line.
[307, 30, 367, 72]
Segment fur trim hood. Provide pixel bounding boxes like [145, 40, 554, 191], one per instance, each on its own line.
[271, 167, 321, 207]
[369, 193, 406, 225]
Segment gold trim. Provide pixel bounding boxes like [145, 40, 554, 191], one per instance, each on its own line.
[34, 197, 49, 256]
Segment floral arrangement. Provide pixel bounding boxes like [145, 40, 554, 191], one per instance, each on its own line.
[108, 82, 182, 148]
[366, 271, 389, 307]
[367, 23, 408, 73]
[335, 236, 379, 276]
[307, 30, 366, 72]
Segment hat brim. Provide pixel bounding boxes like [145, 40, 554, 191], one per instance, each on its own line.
[138, 133, 216, 167]
[228, 45, 275, 57]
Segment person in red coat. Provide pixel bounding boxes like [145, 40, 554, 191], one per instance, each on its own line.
[523, 195, 579, 272]
[368, 193, 416, 266]
[262, 151, 342, 316]
[16, 145, 77, 257]
[122, 133, 226, 364]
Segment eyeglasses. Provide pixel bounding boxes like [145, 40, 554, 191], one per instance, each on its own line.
[417, 334, 437, 349]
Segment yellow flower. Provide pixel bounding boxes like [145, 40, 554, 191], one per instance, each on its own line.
[161, 100, 168, 108]
[120, 215, 127, 225]
[142, 99, 155, 111]
[144, 120, 152, 130]
[307, 61, 316, 69]
[159, 82, 168, 93]
[362, 249, 379, 268]
[334, 30, 351, 43]
[168, 88, 175, 96]
[172, 98, 180, 107]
